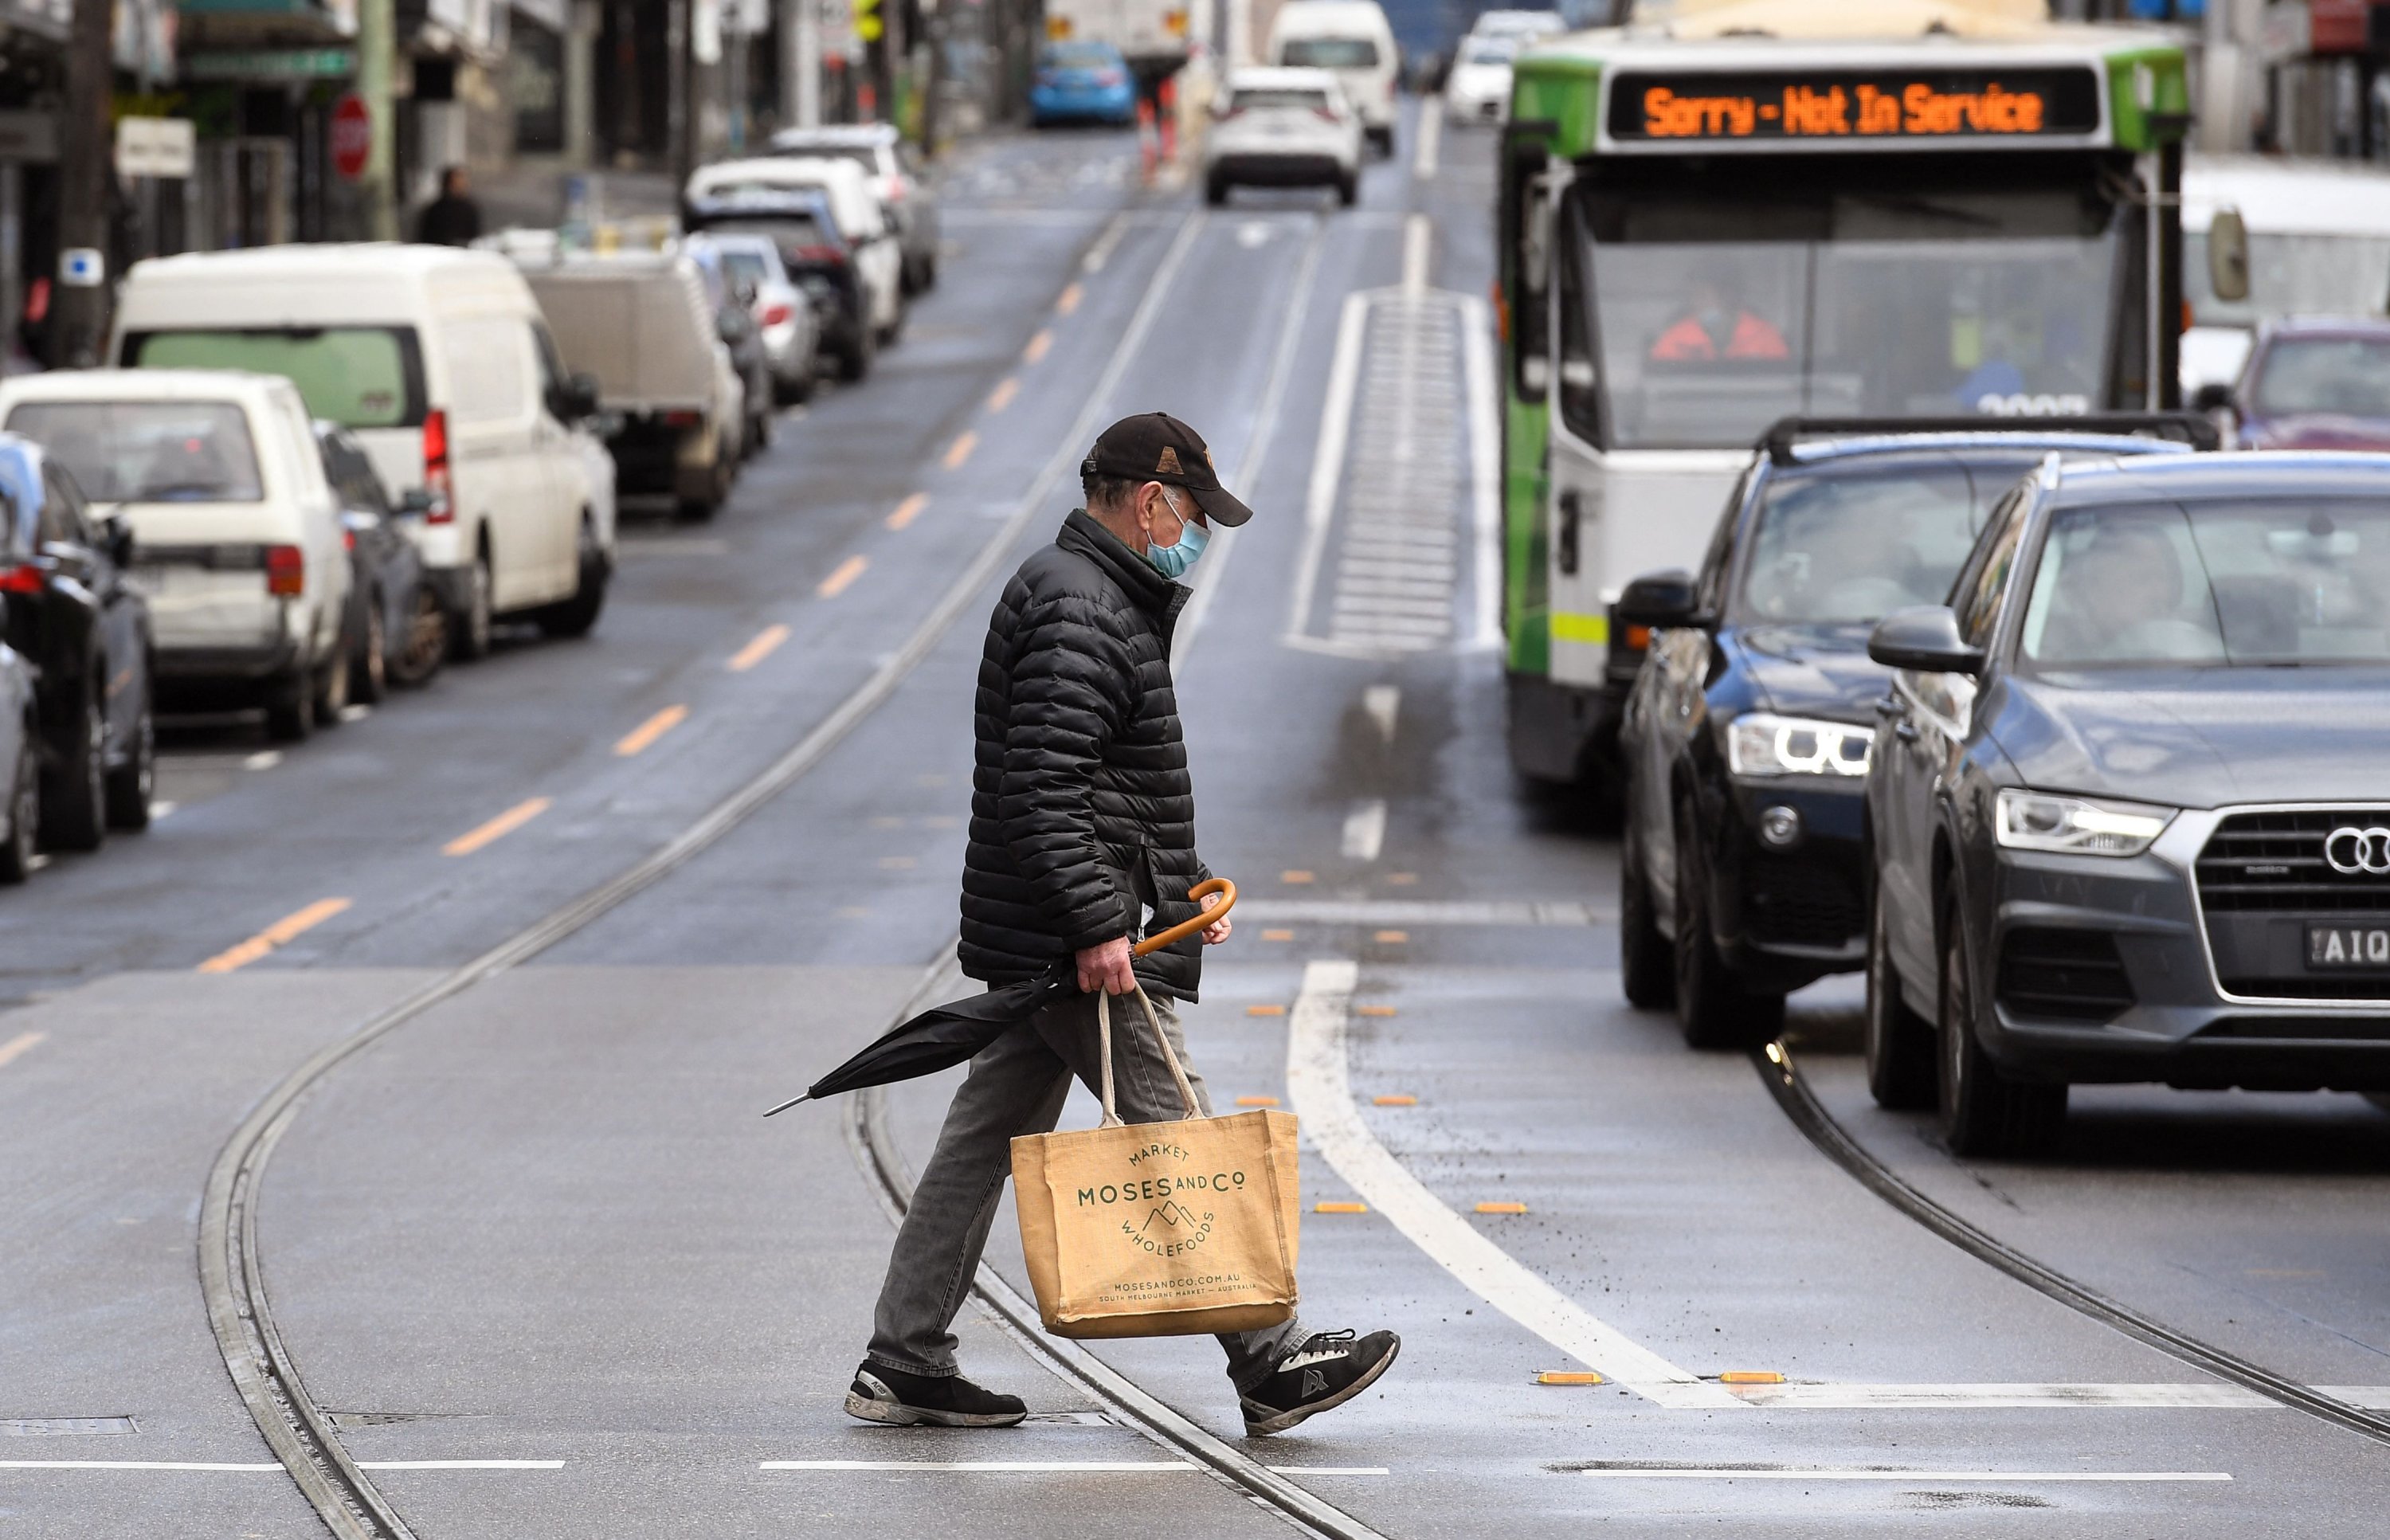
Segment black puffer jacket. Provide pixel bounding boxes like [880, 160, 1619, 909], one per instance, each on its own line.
[959, 510, 1211, 1000]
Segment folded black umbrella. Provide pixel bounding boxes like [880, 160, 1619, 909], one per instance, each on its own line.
[765, 879, 1235, 1117]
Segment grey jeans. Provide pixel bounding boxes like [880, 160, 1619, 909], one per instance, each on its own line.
[866, 988, 1303, 1393]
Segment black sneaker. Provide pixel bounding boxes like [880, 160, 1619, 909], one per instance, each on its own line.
[1239, 1329, 1401, 1436]
[844, 1362, 1028, 1428]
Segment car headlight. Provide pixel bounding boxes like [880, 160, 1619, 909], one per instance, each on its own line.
[1726, 712, 1873, 778]
[1994, 790, 2175, 857]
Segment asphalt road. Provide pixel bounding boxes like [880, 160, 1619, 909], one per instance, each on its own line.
[6, 111, 2390, 1539]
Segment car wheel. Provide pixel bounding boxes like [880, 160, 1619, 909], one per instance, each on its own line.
[103, 679, 154, 833]
[1671, 794, 1782, 1049]
[918, 252, 938, 291]
[879, 298, 907, 347]
[39, 688, 107, 852]
[778, 366, 816, 406]
[392, 585, 449, 687]
[351, 588, 389, 705]
[1205, 172, 1229, 207]
[1864, 895, 1936, 1109]
[1337, 172, 1358, 207]
[839, 322, 876, 382]
[0, 727, 36, 882]
[311, 642, 351, 728]
[451, 554, 494, 662]
[1937, 894, 2066, 1157]
[1619, 815, 1675, 1010]
[536, 519, 609, 639]
[264, 670, 313, 743]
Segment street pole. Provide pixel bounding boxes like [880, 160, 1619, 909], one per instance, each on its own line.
[792, 0, 821, 127]
[359, 0, 398, 239]
[56, 0, 114, 366]
[676, 0, 699, 187]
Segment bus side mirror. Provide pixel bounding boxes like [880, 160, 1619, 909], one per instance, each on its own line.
[2208, 207, 2250, 304]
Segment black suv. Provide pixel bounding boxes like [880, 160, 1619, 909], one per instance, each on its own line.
[1867, 453, 2390, 1155]
[0, 433, 155, 848]
[1616, 417, 2208, 1049]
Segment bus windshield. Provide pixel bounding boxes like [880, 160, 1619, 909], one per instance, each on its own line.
[1576, 183, 2121, 449]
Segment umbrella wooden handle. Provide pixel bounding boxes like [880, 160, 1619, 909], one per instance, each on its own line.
[1133, 877, 1236, 956]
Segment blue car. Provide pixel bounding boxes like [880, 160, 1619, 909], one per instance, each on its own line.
[1031, 41, 1138, 126]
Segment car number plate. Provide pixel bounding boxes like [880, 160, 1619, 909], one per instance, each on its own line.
[2306, 924, 2390, 969]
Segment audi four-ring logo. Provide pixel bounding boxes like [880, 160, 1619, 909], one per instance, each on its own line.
[2324, 825, 2390, 876]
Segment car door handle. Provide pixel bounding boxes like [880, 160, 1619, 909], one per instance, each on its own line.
[1873, 695, 1903, 719]
[1894, 722, 1919, 743]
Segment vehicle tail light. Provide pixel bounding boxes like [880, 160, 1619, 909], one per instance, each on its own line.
[421, 407, 454, 525]
[1623, 623, 1652, 652]
[663, 409, 703, 427]
[0, 563, 45, 595]
[265, 544, 304, 597]
[883, 177, 906, 203]
[343, 529, 357, 553]
[793, 244, 846, 266]
[760, 301, 793, 327]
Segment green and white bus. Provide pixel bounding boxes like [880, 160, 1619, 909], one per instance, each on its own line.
[1495, 3, 2191, 786]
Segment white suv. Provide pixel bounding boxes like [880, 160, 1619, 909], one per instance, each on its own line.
[1204, 68, 1365, 209]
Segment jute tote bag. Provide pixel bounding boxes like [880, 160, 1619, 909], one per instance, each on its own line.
[1011, 987, 1300, 1339]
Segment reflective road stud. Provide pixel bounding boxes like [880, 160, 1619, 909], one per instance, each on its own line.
[1356, 1005, 1397, 1017]
[1719, 1371, 1786, 1385]
[1373, 930, 1408, 944]
[1246, 1004, 1287, 1017]
[1236, 1095, 1280, 1107]
[1373, 1094, 1417, 1107]
[1536, 1371, 1604, 1386]
[1475, 1201, 1527, 1215]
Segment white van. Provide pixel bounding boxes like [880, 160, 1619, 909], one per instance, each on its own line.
[684, 158, 906, 344]
[2182, 155, 2390, 396]
[1268, 0, 1399, 154]
[110, 245, 615, 660]
[0, 370, 352, 740]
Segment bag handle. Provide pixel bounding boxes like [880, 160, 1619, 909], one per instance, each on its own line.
[1095, 986, 1202, 1128]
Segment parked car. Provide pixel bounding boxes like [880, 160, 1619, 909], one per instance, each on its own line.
[1204, 68, 1365, 208]
[688, 231, 819, 403]
[1028, 40, 1141, 127]
[765, 122, 942, 293]
[1442, 35, 1516, 125]
[2180, 154, 2390, 398]
[1615, 417, 2207, 1050]
[518, 253, 746, 522]
[0, 433, 155, 845]
[2191, 317, 2390, 452]
[682, 182, 876, 382]
[110, 244, 614, 661]
[1866, 453, 2390, 1156]
[0, 370, 344, 746]
[684, 240, 778, 460]
[0, 640, 38, 881]
[1465, 7, 1564, 45]
[315, 421, 445, 697]
[684, 158, 904, 371]
[1267, 0, 1399, 155]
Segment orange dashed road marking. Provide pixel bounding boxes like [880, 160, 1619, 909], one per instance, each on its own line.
[817, 555, 869, 598]
[1356, 1005, 1397, 1017]
[1245, 1004, 1287, 1017]
[988, 377, 1020, 413]
[0, 1030, 46, 1070]
[1025, 329, 1054, 364]
[1374, 929, 1409, 944]
[1537, 1371, 1605, 1386]
[615, 705, 688, 757]
[1056, 283, 1083, 315]
[1235, 1095, 1279, 1107]
[728, 624, 790, 672]
[1262, 928, 1295, 941]
[1720, 1371, 1786, 1385]
[943, 431, 978, 469]
[1372, 1094, 1417, 1107]
[443, 797, 552, 856]
[1475, 1201, 1528, 1216]
[1314, 1201, 1369, 1214]
[1281, 870, 1315, 884]
[198, 898, 352, 974]
[887, 493, 930, 531]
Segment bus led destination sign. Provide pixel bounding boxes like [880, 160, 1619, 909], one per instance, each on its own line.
[1608, 66, 2102, 145]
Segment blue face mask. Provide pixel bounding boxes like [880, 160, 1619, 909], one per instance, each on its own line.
[1146, 492, 1209, 579]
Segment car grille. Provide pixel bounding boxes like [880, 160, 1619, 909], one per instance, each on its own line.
[1995, 927, 2134, 1023]
[2196, 810, 2390, 914]
[1742, 857, 1863, 948]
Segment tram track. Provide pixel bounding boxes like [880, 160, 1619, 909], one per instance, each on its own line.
[1753, 1037, 2390, 1448]
[193, 204, 1213, 1540]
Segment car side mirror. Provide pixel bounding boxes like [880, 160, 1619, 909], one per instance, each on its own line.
[1614, 567, 1702, 631]
[2207, 207, 2250, 304]
[395, 488, 438, 519]
[102, 514, 135, 568]
[562, 371, 601, 423]
[2189, 381, 2235, 415]
[1868, 605, 1984, 676]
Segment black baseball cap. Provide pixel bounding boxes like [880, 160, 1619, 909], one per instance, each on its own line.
[1081, 412, 1253, 528]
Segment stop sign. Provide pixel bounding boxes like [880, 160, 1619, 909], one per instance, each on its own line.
[331, 93, 371, 181]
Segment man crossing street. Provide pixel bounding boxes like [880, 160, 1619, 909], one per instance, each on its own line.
[847, 412, 1401, 1435]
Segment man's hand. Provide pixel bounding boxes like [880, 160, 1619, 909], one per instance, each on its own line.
[1076, 935, 1137, 995]
[1200, 888, 1232, 946]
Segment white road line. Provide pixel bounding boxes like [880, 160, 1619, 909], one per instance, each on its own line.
[242, 750, 281, 770]
[1238, 899, 1608, 927]
[1460, 294, 1502, 651]
[1401, 214, 1431, 296]
[1081, 217, 1130, 272]
[1284, 291, 1370, 643]
[762, 1460, 1389, 1475]
[1571, 1468, 2231, 1483]
[1362, 684, 1399, 744]
[1412, 106, 1441, 178]
[1730, 1381, 2390, 1409]
[355, 1460, 564, 1470]
[0, 1459, 562, 1471]
[1341, 798, 1387, 860]
[1286, 959, 1742, 1410]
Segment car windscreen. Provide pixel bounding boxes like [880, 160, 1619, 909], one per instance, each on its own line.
[719, 249, 777, 287]
[2248, 336, 2390, 418]
[692, 214, 834, 252]
[1463, 41, 1516, 65]
[1280, 37, 1380, 68]
[1736, 460, 2021, 625]
[120, 326, 424, 429]
[8, 401, 265, 503]
[773, 145, 878, 173]
[2021, 499, 2390, 668]
[1235, 88, 1333, 112]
